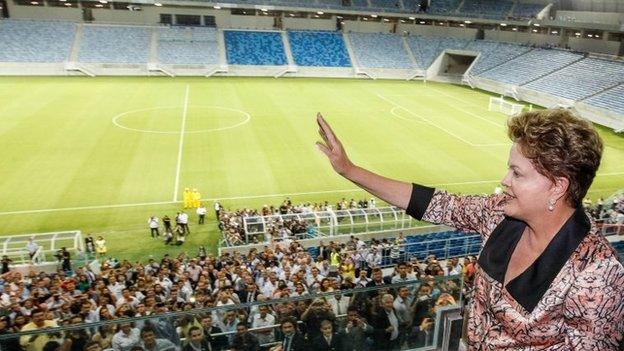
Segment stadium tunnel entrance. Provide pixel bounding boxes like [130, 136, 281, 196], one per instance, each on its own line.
[430, 50, 478, 83]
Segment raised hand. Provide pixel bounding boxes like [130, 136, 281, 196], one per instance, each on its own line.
[316, 112, 355, 176]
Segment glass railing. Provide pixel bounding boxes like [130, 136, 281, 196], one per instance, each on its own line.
[0, 275, 464, 351]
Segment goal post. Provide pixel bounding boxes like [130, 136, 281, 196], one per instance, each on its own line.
[488, 96, 524, 116]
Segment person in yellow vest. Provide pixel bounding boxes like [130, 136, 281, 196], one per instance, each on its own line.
[183, 188, 192, 209]
[192, 188, 201, 208]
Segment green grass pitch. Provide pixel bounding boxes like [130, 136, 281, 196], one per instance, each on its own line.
[0, 76, 622, 261]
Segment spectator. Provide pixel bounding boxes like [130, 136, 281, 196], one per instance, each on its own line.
[230, 322, 260, 351]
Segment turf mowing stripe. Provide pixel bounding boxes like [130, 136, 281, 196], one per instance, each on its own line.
[0, 172, 621, 216]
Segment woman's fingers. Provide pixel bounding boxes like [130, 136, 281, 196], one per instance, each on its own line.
[317, 113, 339, 147]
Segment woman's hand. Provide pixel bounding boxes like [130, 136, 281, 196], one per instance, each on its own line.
[316, 112, 355, 176]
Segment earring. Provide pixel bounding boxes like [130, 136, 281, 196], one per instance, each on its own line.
[547, 199, 556, 212]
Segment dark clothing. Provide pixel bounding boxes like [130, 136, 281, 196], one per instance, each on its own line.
[372, 310, 400, 351]
[277, 332, 306, 351]
[182, 340, 211, 351]
[230, 332, 260, 351]
[309, 332, 346, 351]
[204, 326, 228, 351]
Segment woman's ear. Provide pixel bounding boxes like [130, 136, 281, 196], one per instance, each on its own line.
[551, 176, 570, 202]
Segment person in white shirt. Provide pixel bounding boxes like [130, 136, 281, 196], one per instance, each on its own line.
[111, 324, 140, 351]
[178, 212, 190, 235]
[148, 216, 160, 238]
[250, 305, 276, 345]
[196, 204, 207, 225]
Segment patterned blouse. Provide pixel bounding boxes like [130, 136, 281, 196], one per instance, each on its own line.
[406, 184, 624, 350]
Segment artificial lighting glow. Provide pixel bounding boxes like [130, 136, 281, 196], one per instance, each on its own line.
[154, 2, 161, 5]
[371, 14, 378, 18]
[340, 21, 345, 24]
[289, 13, 294, 16]
[95, 4, 103, 7]
[575, 32, 581, 35]
[459, 23, 465, 27]
[595, 35, 600, 38]
[400, 19, 405, 23]
[533, 23, 540, 26]
[213, 5, 221, 9]
[383, 18, 390, 22]
[408, 16, 415, 20]
[313, 15, 319, 18]
[336, 15, 343, 19]
[464, 20, 471, 24]
[317, 11, 324, 15]
[587, 34, 593, 37]
[419, 21, 425, 24]
[363, 17, 368, 21]
[500, 23, 507, 26]
[30, 1, 38, 4]
[551, 31, 558, 34]
[64, 2, 71, 5]
[260, 8, 267, 11]
[532, 29, 538, 32]
[99, 0, 107, 3]
[512, 27, 517, 31]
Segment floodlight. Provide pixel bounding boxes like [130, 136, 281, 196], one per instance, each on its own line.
[154, 2, 162, 5]
[464, 20, 471, 24]
[371, 14, 378, 18]
[500, 23, 507, 26]
[408, 16, 415, 20]
[214, 5, 221, 9]
[317, 11, 324, 14]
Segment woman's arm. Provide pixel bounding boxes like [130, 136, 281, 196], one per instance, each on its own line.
[315, 113, 413, 210]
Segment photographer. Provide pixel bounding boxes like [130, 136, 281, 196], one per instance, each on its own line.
[301, 298, 335, 340]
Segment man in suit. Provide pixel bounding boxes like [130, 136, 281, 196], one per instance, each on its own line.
[310, 320, 345, 351]
[200, 315, 228, 351]
[231, 323, 260, 351]
[343, 306, 373, 351]
[270, 318, 306, 351]
[372, 294, 401, 350]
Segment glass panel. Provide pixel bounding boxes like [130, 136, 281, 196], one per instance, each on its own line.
[0, 275, 462, 351]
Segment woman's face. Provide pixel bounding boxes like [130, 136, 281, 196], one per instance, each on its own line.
[501, 143, 557, 221]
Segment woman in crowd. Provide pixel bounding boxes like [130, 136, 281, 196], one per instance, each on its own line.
[316, 109, 624, 349]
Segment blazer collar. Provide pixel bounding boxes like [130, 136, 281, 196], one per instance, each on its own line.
[478, 207, 590, 313]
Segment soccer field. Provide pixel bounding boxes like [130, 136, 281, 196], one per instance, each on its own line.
[1, 76, 623, 260]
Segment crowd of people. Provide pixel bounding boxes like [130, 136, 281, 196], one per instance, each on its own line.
[0, 231, 473, 351]
[219, 198, 378, 246]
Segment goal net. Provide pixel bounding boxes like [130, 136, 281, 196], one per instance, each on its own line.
[488, 96, 524, 116]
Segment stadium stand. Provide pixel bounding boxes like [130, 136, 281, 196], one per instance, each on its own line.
[426, 0, 462, 15]
[0, 20, 75, 63]
[224, 30, 287, 66]
[476, 49, 584, 86]
[465, 40, 532, 75]
[349, 32, 414, 69]
[350, 0, 370, 9]
[523, 58, 624, 101]
[584, 84, 624, 115]
[157, 26, 220, 65]
[288, 31, 351, 67]
[406, 36, 470, 69]
[369, 0, 402, 10]
[510, 2, 546, 19]
[78, 25, 150, 64]
[458, 0, 514, 20]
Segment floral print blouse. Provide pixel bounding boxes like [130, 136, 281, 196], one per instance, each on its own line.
[406, 185, 624, 350]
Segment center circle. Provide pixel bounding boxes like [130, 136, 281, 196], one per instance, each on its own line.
[112, 105, 251, 134]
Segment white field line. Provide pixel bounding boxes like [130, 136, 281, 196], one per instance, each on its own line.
[172, 84, 190, 202]
[377, 94, 506, 147]
[390, 106, 428, 124]
[424, 88, 507, 129]
[1, 172, 622, 216]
